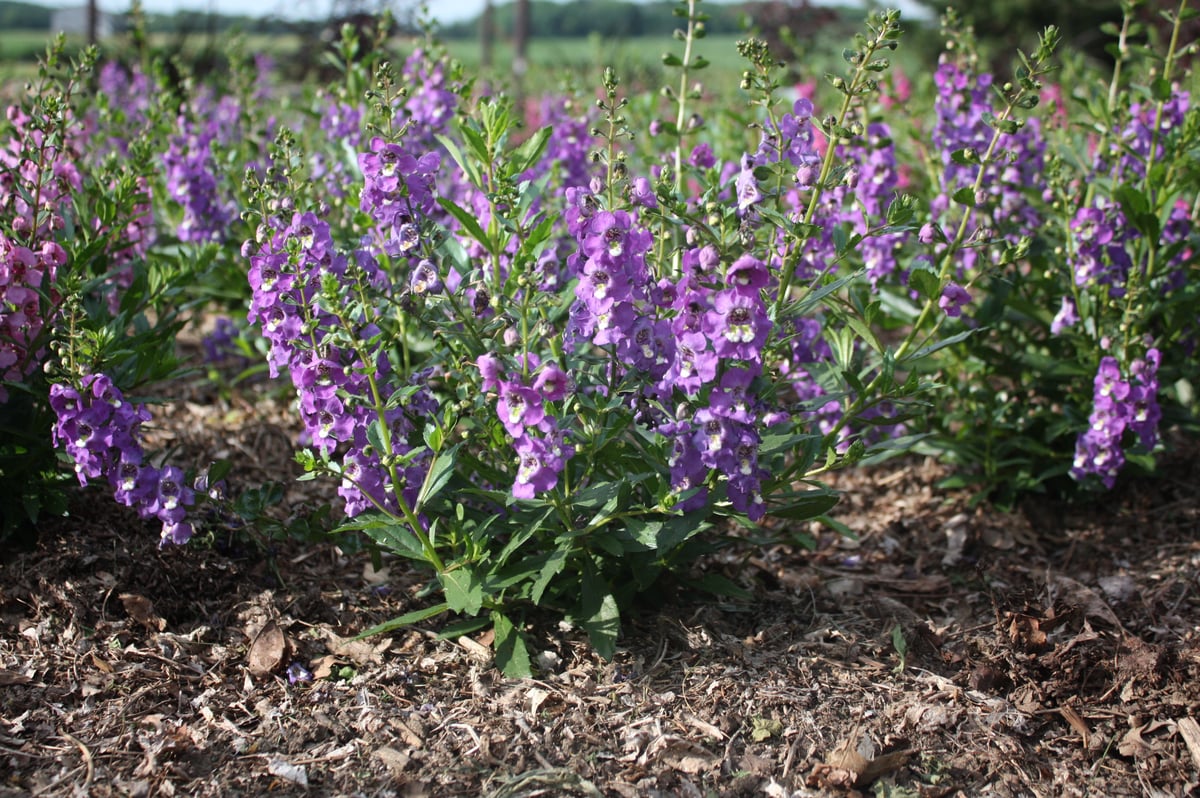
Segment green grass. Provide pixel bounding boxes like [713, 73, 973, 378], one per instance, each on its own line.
[0, 29, 83, 62]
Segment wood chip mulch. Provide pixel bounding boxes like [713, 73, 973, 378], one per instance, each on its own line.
[3, 383, 1200, 797]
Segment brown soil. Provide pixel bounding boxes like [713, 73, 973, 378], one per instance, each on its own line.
[3, 383, 1200, 797]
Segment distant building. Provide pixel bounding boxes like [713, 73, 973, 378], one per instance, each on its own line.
[50, 6, 116, 39]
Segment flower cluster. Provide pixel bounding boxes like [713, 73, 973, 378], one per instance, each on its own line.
[49, 373, 195, 544]
[0, 234, 67, 402]
[561, 180, 779, 515]
[1, 104, 81, 400]
[245, 211, 435, 517]
[1067, 201, 1135, 298]
[394, 49, 459, 152]
[927, 56, 1045, 282]
[162, 92, 242, 243]
[479, 353, 575, 498]
[1071, 349, 1161, 488]
[1064, 91, 1194, 309]
[358, 136, 441, 259]
[768, 104, 906, 287]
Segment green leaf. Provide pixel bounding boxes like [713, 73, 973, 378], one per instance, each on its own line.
[952, 187, 976, 207]
[355, 520, 428, 562]
[815, 514, 856, 539]
[433, 133, 480, 186]
[438, 197, 490, 247]
[907, 268, 940, 301]
[441, 566, 484, 615]
[766, 490, 840, 520]
[354, 602, 449, 639]
[492, 611, 532, 678]
[435, 615, 492, 639]
[688, 572, 751, 599]
[662, 52, 683, 67]
[458, 124, 490, 166]
[531, 547, 568, 604]
[950, 148, 977, 165]
[581, 567, 620, 661]
[908, 328, 977, 361]
[512, 126, 553, 175]
[416, 443, 459, 512]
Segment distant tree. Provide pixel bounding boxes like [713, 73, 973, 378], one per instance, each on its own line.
[912, 0, 1123, 67]
[0, 0, 53, 29]
[739, 1, 844, 80]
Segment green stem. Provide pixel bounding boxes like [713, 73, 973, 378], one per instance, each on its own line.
[672, 0, 699, 195]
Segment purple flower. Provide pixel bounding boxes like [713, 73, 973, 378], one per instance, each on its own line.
[533, 362, 569, 402]
[938, 282, 971, 317]
[511, 433, 572, 499]
[704, 289, 770, 361]
[735, 155, 761, 213]
[497, 382, 546, 438]
[725, 254, 769, 295]
[409, 259, 442, 295]
[1050, 296, 1078, 334]
[689, 142, 716, 169]
[1071, 350, 1161, 488]
[50, 374, 194, 544]
[287, 662, 314, 685]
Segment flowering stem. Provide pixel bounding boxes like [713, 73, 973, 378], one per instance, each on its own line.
[671, 0, 700, 196]
[895, 41, 1056, 362]
[774, 11, 900, 322]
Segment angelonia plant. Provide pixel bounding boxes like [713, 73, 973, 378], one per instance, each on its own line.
[235, 7, 935, 673]
[0, 42, 186, 537]
[881, 1, 1199, 505]
[0, 34, 265, 541]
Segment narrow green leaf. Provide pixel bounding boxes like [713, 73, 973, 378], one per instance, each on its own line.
[689, 573, 752, 599]
[438, 197, 490, 247]
[908, 328, 977, 361]
[434, 133, 480, 186]
[766, 491, 840, 520]
[531, 547, 568, 604]
[512, 125, 553, 175]
[354, 602, 449, 639]
[416, 443, 459, 511]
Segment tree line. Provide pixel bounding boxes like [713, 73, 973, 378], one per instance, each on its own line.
[437, 0, 750, 39]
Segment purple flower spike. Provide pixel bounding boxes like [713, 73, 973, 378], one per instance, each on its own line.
[1050, 296, 1078, 334]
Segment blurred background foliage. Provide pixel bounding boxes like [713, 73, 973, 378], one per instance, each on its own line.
[4, 0, 1188, 91]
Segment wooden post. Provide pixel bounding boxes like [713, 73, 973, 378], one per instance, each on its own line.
[481, 0, 494, 68]
[513, 0, 530, 100]
[87, 0, 98, 45]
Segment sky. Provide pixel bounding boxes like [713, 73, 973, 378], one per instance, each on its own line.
[45, 0, 930, 25]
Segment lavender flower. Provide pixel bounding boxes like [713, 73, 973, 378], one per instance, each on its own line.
[50, 374, 195, 544]
[1071, 350, 1161, 488]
